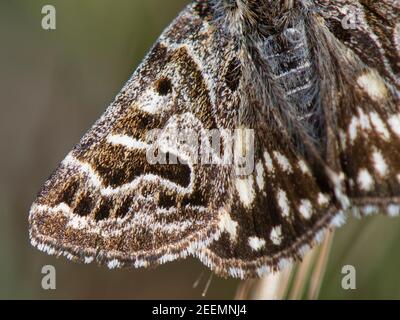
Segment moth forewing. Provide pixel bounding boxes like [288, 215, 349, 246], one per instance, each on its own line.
[30, 0, 400, 279]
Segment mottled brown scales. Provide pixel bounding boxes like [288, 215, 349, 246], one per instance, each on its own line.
[315, 0, 399, 86]
[74, 194, 94, 217]
[170, 46, 217, 129]
[194, 0, 213, 20]
[224, 57, 242, 92]
[57, 179, 79, 206]
[29, 0, 399, 278]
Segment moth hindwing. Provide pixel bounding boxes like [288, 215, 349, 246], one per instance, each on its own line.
[29, 0, 400, 278]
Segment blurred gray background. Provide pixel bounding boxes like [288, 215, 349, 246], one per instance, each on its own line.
[1, 0, 400, 299]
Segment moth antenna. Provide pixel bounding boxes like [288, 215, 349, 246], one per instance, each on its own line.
[193, 271, 204, 289]
[202, 273, 214, 297]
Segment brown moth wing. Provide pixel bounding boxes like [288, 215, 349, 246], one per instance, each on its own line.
[195, 0, 400, 279]
[314, 0, 399, 87]
[194, 2, 347, 279]
[311, 1, 400, 215]
[29, 0, 400, 279]
[197, 126, 344, 278]
[29, 3, 236, 269]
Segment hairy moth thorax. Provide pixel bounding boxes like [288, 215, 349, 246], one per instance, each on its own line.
[213, 0, 325, 155]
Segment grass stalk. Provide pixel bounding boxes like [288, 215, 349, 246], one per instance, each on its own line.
[235, 229, 335, 300]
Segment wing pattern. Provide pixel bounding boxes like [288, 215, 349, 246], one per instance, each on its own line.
[29, 0, 400, 278]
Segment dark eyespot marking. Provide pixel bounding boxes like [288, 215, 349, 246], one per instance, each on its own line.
[225, 58, 241, 91]
[155, 77, 172, 96]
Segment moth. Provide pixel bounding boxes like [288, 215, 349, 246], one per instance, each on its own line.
[29, 0, 400, 279]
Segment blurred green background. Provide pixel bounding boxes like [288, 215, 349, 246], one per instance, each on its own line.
[1, 0, 400, 299]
